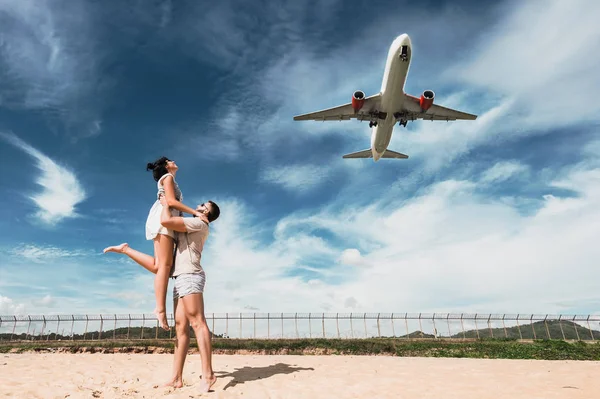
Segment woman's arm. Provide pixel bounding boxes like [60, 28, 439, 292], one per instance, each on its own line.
[162, 175, 200, 216]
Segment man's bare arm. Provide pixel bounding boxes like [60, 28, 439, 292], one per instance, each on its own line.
[160, 196, 208, 232]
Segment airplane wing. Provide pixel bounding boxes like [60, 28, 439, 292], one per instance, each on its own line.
[402, 94, 477, 121]
[293, 93, 383, 122]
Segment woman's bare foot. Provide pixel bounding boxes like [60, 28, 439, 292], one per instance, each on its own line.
[103, 243, 129, 254]
[163, 376, 183, 389]
[200, 374, 216, 393]
[154, 308, 170, 331]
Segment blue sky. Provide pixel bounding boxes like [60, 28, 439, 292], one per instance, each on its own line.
[1, 0, 600, 317]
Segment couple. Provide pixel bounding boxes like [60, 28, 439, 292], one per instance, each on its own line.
[104, 157, 220, 392]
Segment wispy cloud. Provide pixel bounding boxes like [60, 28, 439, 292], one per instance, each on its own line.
[480, 160, 529, 184]
[0, 132, 86, 225]
[7, 244, 95, 263]
[448, 0, 600, 129]
[260, 164, 332, 194]
[0, 0, 106, 138]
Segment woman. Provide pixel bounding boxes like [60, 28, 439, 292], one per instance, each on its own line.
[106, 156, 202, 330]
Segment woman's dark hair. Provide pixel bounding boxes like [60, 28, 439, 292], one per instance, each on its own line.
[146, 156, 170, 182]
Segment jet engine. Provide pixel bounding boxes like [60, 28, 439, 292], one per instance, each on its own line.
[419, 90, 435, 111]
[351, 90, 366, 112]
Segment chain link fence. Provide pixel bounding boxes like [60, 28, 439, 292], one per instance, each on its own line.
[1, 313, 599, 342]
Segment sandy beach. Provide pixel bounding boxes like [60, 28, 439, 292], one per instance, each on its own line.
[1, 353, 599, 398]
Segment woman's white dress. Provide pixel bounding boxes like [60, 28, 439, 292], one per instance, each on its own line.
[145, 173, 183, 240]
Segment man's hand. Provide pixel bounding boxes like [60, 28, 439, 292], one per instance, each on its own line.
[195, 211, 210, 224]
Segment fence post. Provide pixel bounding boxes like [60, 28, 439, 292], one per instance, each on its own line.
[127, 315, 131, 340]
[363, 313, 367, 338]
[254, 313, 257, 339]
[404, 313, 409, 339]
[544, 315, 551, 340]
[487, 314, 493, 338]
[502, 314, 507, 338]
[558, 315, 566, 340]
[56, 315, 61, 339]
[336, 313, 340, 339]
[516, 314, 522, 340]
[572, 316, 580, 341]
[141, 314, 145, 339]
[377, 313, 381, 338]
[432, 313, 438, 339]
[460, 313, 465, 339]
[84, 315, 89, 340]
[391, 313, 396, 338]
[226, 313, 229, 338]
[308, 313, 311, 339]
[418, 313, 423, 338]
[530, 314, 536, 340]
[474, 314, 480, 339]
[586, 316, 594, 341]
[41, 316, 46, 340]
[113, 314, 117, 340]
[240, 313, 243, 339]
[446, 314, 451, 338]
[11, 316, 17, 341]
[321, 313, 325, 339]
[99, 315, 104, 340]
[294, 313, 298, 339]
[283, 312, 285, 339]
[70, 315, 75, 340]
[350, 313, 353, 339]
[26, 316, 31, 339]
[266, 313, 268, 339]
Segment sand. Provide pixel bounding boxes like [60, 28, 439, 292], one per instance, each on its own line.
[1, 353, 599, 398]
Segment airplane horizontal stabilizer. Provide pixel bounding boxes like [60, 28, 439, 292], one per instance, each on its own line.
[342, 149, 372, 158]
[341, 149, 409, 159]
[381, 149, 409, 159]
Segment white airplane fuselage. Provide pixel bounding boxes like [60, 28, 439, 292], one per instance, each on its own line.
[370, 34, 412, 161]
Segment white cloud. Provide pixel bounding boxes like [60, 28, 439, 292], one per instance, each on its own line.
[194, 148, 600, 316]
[260, 164, 332, 193]
[0, 296, 26, 315]
[338, 248, 369, 268]
[0, 0, 104, 137]
[0, 132, 86, 225]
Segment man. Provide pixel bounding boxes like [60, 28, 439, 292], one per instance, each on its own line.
[102, 198, 220, 393]
[159, 195, 220, 392]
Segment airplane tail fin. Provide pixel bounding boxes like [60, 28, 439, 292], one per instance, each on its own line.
[342, 149, 409, 159]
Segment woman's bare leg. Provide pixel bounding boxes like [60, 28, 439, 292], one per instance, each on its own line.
[153, 234, 174, 330]
[103, 243, 158, 274]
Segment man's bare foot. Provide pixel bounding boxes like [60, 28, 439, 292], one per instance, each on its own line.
[154, 309, 170, 331]
[103, 243, 129, 254]
[163, 377, 183, 389]
[200, 374, 216, 393]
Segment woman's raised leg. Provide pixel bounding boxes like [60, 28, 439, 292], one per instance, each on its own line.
[103, 243, 158, 274]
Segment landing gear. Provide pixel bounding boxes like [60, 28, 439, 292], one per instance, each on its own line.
[393, 112, 408, 127]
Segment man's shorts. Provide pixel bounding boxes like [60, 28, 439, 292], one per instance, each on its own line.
[172, 272, 206, 300]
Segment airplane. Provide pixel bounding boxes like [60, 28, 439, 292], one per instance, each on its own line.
[293, 34, 477, 161]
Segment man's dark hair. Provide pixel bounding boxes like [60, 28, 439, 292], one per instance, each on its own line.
[146, 156, 170, 182]
[207, 201, 220, 222]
